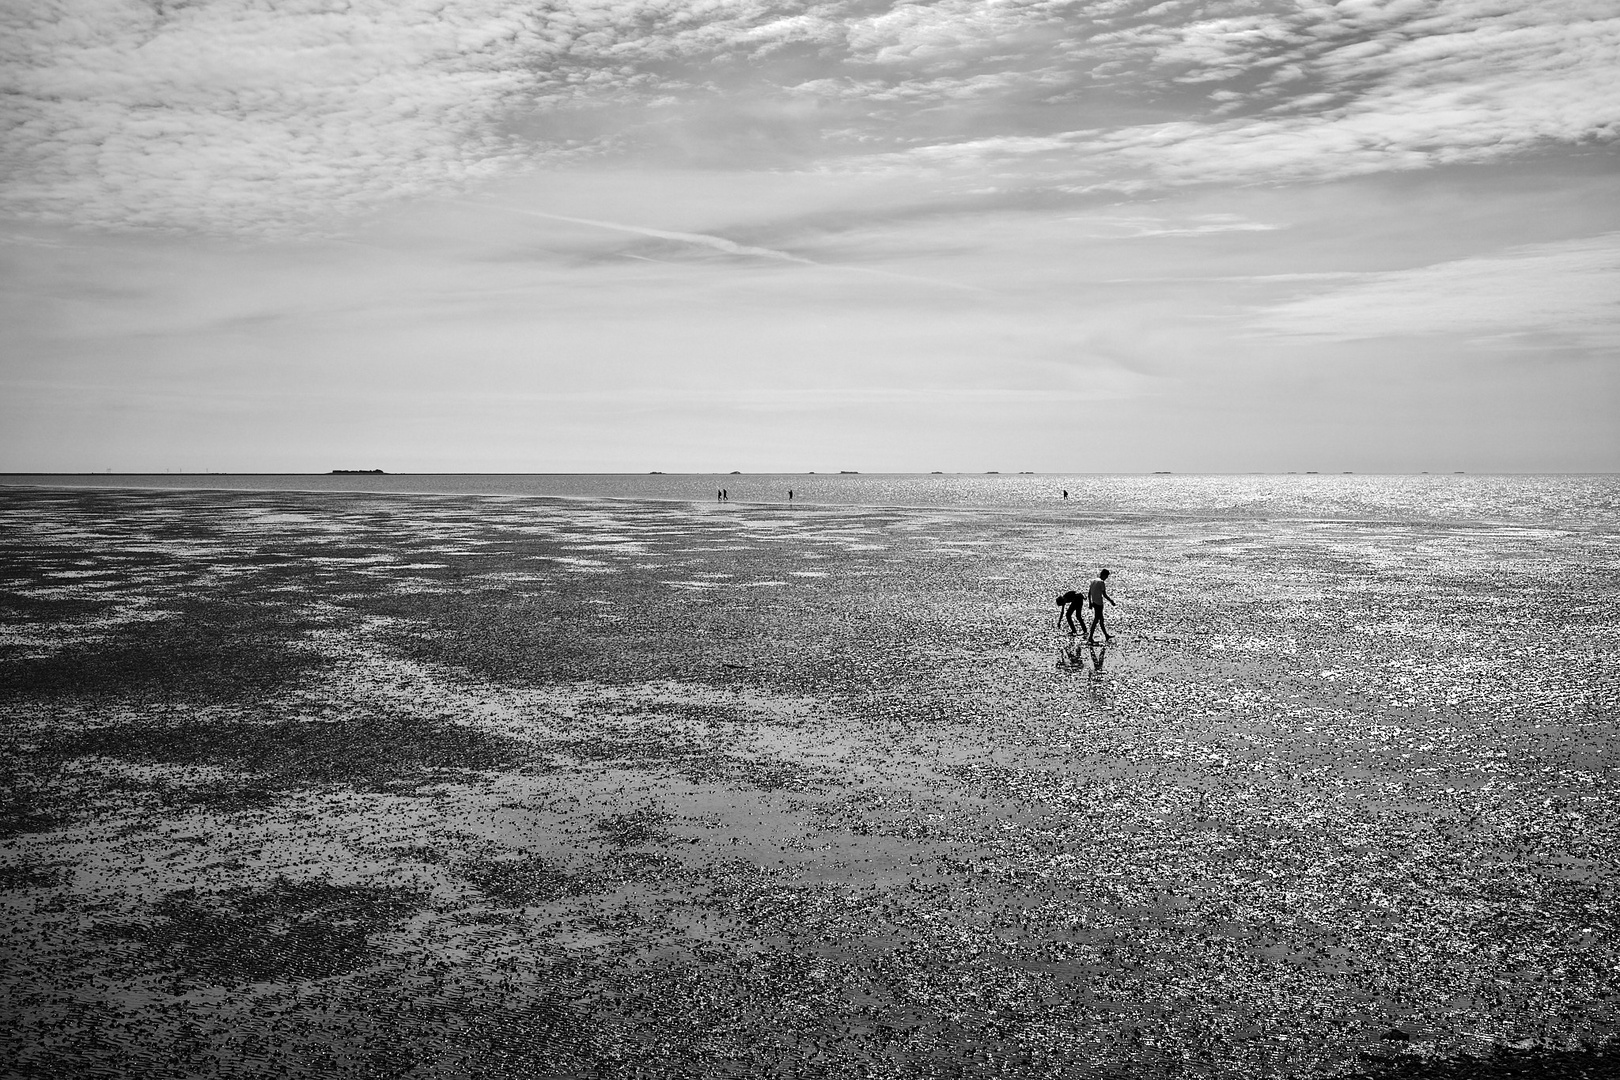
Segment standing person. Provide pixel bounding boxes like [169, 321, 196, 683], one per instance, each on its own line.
[1056, 590, 1085, 635]
[1086, 568, 1117, 643]
[788, 489, 793, 502]
[1062, 489, 1068, 499]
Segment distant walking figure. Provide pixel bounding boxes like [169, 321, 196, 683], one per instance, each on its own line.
[1086, 568, 1116, 643]
[1056, 590, 1085, 635]
[1062, 490, 1068, 499]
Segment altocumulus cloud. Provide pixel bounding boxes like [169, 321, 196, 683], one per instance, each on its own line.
[847, 1, 1620, 187]
[1068, 0, 1620, 185]
[1, 0, 550, 234]
[2, 0, 1616, 235]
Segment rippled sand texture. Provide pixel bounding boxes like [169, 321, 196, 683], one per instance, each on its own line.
[2, 486, 1617, 1079]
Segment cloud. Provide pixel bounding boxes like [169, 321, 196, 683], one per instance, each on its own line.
[467, 383, 1152, 408]
[1249, 232, 1620, 347]
[1071, 213, 1281, 238]
[858, 2, 1620, 189]
[0, 0, 554, 235]
[1, 1, 1615, 236]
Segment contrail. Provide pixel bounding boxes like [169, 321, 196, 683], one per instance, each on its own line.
[484, 204, 819, 264]
[451, 200, 987, 293]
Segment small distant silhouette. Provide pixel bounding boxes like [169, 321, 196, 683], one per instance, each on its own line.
[1086, 568, 1117, 643]
[788, 489, 793, 501]
[1062, 489, 1068, 499]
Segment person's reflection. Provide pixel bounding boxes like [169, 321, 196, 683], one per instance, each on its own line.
[1059, 640, 1108, 672]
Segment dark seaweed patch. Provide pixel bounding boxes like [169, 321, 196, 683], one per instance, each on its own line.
[2, 998, 160, 1080]
[352, 584, 799, 690]
[1345, 1042, 1620, 1079]
[0, 593, 121, 623]
[100, 772, 284, 813]
[0, 599, 329, 700]
[0, 861, 69, 890]
[48, 709, 530, 792]
[0, 769, 63, 838]
[361, 590, 626, 685]
[595, 807, 674, 847]
[456, 854, 606, 907]
[103, 878, 426, 984]
[355, 576, 993, 717]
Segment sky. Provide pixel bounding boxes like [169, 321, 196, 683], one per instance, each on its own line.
[2, 0, 1617, 474]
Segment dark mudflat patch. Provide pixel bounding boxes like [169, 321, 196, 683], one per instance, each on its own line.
[0, 593, 121, 623]
[1, 598, 330, 700]
[100, 878, 428, 985]
[99, 772, 286, 813]
[1346, 1043, 1620, 1079]
[457, 854, 608, 907]
[48, 709, 531, 792]
[0, 766, 66, 838]
[0, 860, 69, 890]
[6, 967, 602, 1080]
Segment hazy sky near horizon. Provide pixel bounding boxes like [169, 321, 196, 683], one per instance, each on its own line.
[3, 0, 1617, 473]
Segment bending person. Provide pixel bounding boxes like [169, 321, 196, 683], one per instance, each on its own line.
[1056, 590, 1085, 635]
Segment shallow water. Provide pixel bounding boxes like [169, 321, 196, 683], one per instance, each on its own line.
[2, 485, 1617, 1078]
[6, 471, 1619, 529]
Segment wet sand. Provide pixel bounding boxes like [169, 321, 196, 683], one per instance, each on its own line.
[2, 485, 1617, 1078]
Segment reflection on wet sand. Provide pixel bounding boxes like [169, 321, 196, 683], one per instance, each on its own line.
[1058, 640, 1108, 672]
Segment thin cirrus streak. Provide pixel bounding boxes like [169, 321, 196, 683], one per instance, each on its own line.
[1248, 233, 1620, 345]
[1093, 272, 1373, 283]
[440, 385, 1148, 405]
[450, 201, 990, 294]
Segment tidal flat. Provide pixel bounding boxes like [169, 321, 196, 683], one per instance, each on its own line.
[2, 485, 1616, 1079]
